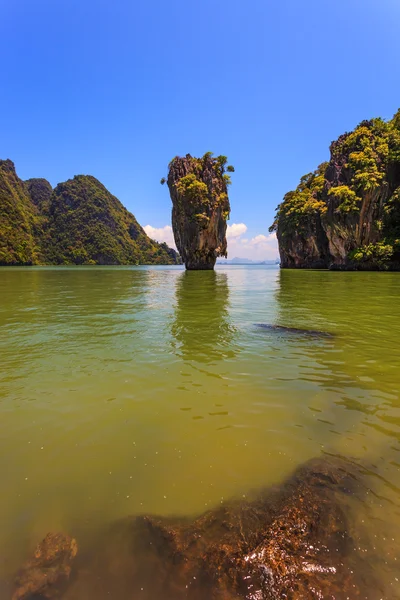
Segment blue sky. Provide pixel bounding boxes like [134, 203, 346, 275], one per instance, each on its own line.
[1, 0, 400, 259]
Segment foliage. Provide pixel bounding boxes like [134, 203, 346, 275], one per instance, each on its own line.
[216, 155, 228, 168]
[331, 119, 396, 193]
[167, 152, 235, 185]
[383, 186, 400, 241]
[270, 111, 400, 268]
[269, 163, 328, 232]
[170, 153, 233, 209]
[160, 177, 166, 185]
[0, 160, 41, 265]
[194, 213, 210, 227]
[44, 175, 179, 265]
[328, 186, 360, 213]
[0, 162, 180, 266]
[176, 173, 209, 202]
[26, 178, 53, 212]
[349, 242, 394, 268]
[167, 153, 232, 266]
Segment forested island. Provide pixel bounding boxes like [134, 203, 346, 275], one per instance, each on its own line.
[271, 110, 400, 270]
[0, 160, 179, 266]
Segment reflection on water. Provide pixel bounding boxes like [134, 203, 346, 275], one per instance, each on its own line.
[171, 270, 235, 363]
[0, 266, 400, 598]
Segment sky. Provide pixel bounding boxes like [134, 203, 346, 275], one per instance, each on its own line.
[1, 0, 400, 260]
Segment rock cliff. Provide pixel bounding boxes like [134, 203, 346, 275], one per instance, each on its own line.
[271, 111, 400, 270]
[166, 153, 232, 270]
[0, 160, 179, 265]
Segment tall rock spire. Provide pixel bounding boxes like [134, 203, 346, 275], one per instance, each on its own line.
[165, 153, 233, 270]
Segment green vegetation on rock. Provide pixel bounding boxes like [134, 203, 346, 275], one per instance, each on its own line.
[0, 160, 41, 265]
[165, 152, 233, 270]
[0, 161, 179, 266]
[271, 111, 400, 270]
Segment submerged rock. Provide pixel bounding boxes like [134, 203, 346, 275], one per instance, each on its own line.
[166, 153, 233, 270]
[63, 456, 369, 599]
[12, 533, 77, 600]
[254, 323, 333, 338]
[130, 457, 362, 599]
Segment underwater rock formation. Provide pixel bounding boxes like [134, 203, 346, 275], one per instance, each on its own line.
[131, 457, 362, 599]
[271, 111, 400, 270]
[12, 532, 78, 600]
[255, 324, 333, 338]
[166, 153, 232, 270]
[57, 456, 370, 600]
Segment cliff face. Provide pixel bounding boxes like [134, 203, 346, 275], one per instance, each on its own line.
[166, 153, 232, 270]
[271, 112, 400, 270]
[0, 161, 179, 266]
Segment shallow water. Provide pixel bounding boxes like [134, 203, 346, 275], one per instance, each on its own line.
[0, 265, 400, 598]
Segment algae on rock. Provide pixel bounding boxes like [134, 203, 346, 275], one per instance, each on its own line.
[165, 153, 233, 270]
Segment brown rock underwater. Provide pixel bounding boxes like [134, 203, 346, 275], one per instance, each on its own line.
[13, 456, 373, 600]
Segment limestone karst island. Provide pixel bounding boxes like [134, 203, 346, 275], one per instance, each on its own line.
[271, 110, 400, 270]
[163, 152, 233, 270]
[2, 1, 400, 599]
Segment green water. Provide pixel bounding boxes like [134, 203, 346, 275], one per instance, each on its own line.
[1, 265, 400, 597]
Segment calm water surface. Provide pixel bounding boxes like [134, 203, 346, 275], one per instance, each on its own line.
[0, 265, 400, 597]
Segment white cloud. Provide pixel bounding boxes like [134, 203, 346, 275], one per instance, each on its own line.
[226, 223, 247, 239]
[143, 222, 279, 261]
[225, 224, 278, 261]
[249, 234, 269, 245]
[143, 225, 176, 249]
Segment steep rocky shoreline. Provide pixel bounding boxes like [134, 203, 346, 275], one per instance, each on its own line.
[0, 160, 179, 266]
[271, 111, 400, 270]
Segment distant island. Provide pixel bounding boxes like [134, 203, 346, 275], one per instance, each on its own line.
[271, 110, 400, 270]
[0, 160, 180, 266]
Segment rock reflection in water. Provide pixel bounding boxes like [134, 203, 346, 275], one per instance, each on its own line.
[171, 271, 236, 363]
[25, 456, 374, 600]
